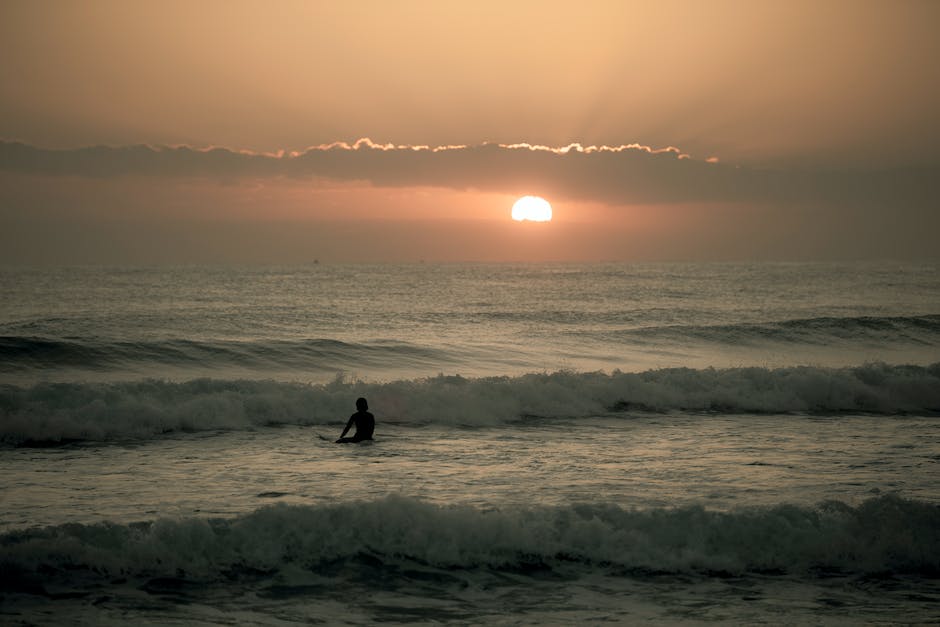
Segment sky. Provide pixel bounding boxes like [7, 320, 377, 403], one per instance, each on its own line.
[1, 0, 938, 263]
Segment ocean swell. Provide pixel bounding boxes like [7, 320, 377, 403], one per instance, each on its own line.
[605, 314, 940, 346]
[2, 315, 938, 376]
[0, 335, 455, 373]
[2, 495, 937, 590]
[1, 362, 938, 445]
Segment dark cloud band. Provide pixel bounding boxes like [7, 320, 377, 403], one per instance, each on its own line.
[0, 139, 935, 210]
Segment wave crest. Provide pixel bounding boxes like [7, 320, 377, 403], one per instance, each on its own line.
[2, 495, 937, 584]
[612, 314, 940, 346]
[1, 363, 938, 445]
[0, 335, 452, 372]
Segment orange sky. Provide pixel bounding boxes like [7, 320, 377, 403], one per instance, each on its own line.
[1, 1, 938, 263]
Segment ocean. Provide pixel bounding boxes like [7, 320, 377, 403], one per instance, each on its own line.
[1, 262, 939, 624]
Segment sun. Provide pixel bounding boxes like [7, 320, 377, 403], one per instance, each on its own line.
[511, 196, 552, 222]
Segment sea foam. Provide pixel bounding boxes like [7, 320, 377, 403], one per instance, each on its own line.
[1, 362, 938, 445]
[2, 495, 937, 589]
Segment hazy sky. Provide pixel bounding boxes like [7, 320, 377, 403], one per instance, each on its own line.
[1, 0, 938, 263]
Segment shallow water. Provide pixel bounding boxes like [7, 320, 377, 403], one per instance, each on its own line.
[3, 414, 939, 532]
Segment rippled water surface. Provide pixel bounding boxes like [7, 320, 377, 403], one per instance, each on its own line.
[3, 414, 939, 532]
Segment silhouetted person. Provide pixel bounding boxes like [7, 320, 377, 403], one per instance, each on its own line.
[336, 397, 375, 443]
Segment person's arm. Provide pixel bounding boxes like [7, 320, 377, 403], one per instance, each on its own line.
[339, 415, 354, 439]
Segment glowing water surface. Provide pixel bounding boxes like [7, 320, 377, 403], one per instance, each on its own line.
[3, 413, 936, 531]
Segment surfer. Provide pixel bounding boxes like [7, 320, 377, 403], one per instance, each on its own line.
[336, 397, 375, 443]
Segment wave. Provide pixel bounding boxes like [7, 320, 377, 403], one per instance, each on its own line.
[1, 362, 938, 445]
[603, 314, 940, 347]
[0, 335, 456, 372]
[2, 315, 938, 375]
[2, 495, 937, 593]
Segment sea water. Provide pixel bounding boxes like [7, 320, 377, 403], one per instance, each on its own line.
[1, 262, 939, 624]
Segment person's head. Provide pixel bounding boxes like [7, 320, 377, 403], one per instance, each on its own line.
[356, 397, 368, 411]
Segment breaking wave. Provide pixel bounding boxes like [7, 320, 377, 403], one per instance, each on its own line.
[1, 362, 938, 445]
[2, 495, 937, 594]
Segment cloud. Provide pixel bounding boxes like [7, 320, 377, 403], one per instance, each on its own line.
[0, 139, 937, 211]
[2, 139, 938, 264]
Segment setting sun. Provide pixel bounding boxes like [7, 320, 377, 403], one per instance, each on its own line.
[511, 196, 553, 222]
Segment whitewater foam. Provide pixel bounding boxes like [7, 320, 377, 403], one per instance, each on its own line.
[1, 363, 938, 445]
[2, 495, 937, 589]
